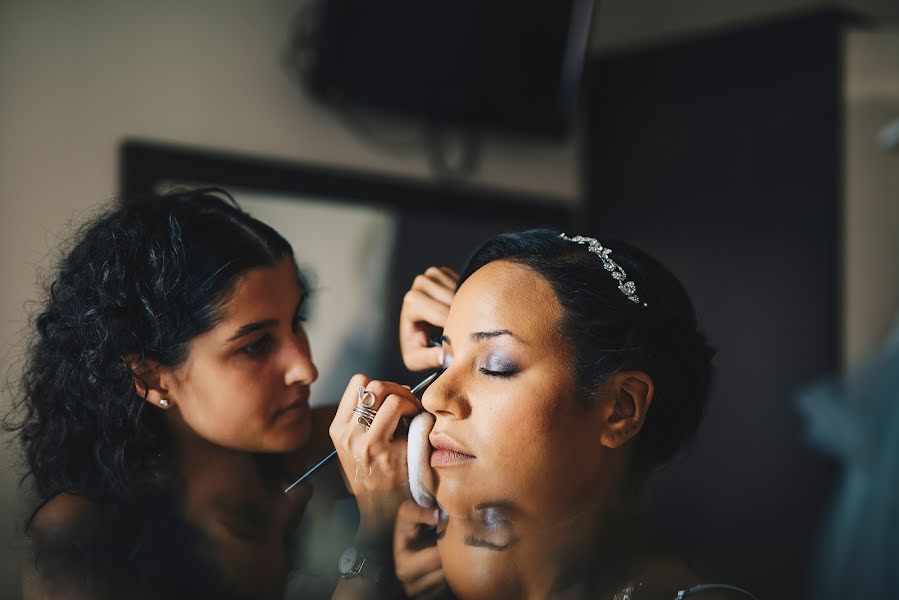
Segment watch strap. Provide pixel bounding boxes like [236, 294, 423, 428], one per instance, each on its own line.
[356, 556, 384, 583]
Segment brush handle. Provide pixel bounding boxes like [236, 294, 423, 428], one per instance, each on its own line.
[284, 450, 337, 493]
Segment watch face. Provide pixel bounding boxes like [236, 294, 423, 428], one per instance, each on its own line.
[338, 547, 359, 574]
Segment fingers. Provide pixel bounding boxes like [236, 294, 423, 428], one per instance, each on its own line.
[403, 345, 445, 374]
[412, 271, 455, 305]
[400, 266, 459, 372]
[399, 289, 450, 372]
[404, 569, 446, 598]
[332, 373, 371, 426]
[395, 500, 439, 544]
[362, 380, 424, 414]
[330, 376, 423, 504]
[426, 266, 459, 291]
[367, 394, 418, 442]
[395, 501, 444, 596]
[402, 290, 452, 330]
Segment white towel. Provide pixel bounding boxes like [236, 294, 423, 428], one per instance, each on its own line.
[407, 412, 436, 508]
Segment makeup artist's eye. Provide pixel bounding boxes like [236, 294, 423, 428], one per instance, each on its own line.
[240, 334, 274, 357]
[292, 305, 309, 332]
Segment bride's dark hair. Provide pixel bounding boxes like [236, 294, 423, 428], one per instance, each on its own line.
[7, 188, 302, 509]
[459, 228, 715, 481]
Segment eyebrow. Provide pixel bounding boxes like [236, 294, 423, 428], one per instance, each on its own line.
[225, 298, 305, 342]
[439, 330, 519, 346]
[226, 319, 277, 341]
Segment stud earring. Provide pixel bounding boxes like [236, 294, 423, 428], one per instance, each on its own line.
[159, 399, 170, 408]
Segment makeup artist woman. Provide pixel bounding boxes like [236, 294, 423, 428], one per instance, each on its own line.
[8, 189, 429, 600]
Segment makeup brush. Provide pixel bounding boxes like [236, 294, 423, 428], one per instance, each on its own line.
[284, 371, 440, 494]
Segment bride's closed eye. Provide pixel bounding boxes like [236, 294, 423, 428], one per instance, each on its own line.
[479, 353, 519, 378]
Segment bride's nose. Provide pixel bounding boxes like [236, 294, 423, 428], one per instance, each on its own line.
[422, 366, 470, 419]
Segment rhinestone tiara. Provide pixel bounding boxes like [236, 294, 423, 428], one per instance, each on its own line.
[559, 233, 647, 307]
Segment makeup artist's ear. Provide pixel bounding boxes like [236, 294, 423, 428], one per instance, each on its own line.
[598, 371, 654, 449]
[126, 355, 175, 410]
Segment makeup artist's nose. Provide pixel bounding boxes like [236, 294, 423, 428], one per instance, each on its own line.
[422, 367, 469, 419]
[284, 332, 318, 386]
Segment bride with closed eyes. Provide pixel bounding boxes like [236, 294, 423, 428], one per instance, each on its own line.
[390, 229, 760, 600]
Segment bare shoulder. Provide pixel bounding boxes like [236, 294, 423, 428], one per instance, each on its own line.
[27, 493, 99, 538]
[24, 493, 105, 599]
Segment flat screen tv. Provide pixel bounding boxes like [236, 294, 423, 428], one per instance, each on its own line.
[292, 0, 595, 137]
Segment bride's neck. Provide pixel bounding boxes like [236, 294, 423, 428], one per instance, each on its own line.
[525, 489, 652, 599]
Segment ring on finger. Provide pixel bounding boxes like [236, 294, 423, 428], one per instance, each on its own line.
[357, 386, 377, 408]
[353, 406, 378, 421]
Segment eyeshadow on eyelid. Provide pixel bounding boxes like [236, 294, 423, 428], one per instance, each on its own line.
[479, 507, 512, 529]
[483, 353, 518, 372]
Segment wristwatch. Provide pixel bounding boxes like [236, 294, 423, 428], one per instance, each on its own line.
[337, 546, 384, 583]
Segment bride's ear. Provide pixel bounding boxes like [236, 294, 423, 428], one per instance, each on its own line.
[126, 355, 175, 410]
[598, 371, 654, 449]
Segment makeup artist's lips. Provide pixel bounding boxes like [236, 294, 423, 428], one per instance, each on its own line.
[429, 432, 475, 467]
[275, 390, 310, 421]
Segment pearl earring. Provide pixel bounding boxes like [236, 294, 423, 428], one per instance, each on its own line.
[159, 399, 170, 408]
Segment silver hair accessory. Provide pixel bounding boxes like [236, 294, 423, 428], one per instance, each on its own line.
[559, 233, 647, 307]
[159, 399, 170, 408]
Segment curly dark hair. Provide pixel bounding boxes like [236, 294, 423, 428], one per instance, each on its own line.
[7, 188, 300, 509]
[459, 229, 716, 482]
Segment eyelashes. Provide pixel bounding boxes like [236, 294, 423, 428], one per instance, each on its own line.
[479, 353, 519, 378]
[240, 308, 307, 358]
[479, 368, 518, 378]
[239, 334, 274, 357]
[292, 305, 309, 331]
[434, 343, 521, 378]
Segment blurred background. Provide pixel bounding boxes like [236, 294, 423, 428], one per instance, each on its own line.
[1, 1, 898, 599]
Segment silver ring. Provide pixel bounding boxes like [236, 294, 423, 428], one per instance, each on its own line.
[353, 405, 378, 420]
[357, 386, 377, 408]
[357, 415, 373, 431]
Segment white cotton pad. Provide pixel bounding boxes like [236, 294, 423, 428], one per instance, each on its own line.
[407, 411, 436, 508]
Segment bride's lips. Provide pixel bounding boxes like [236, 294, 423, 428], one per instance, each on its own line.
[429, 431, 475, 467]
